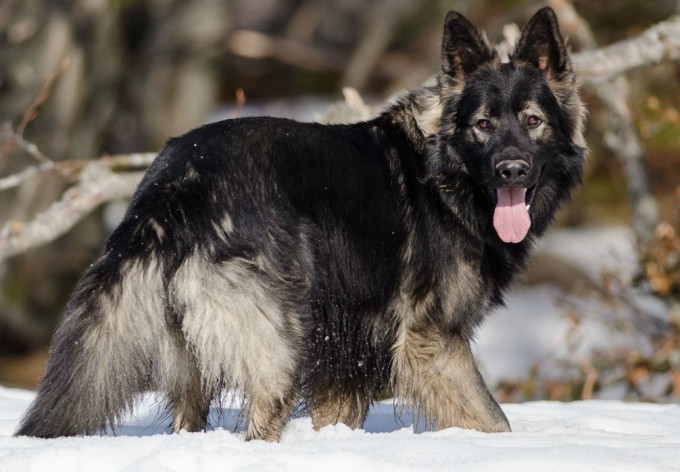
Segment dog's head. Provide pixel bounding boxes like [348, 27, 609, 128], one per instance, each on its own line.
[424, 8, 586, 244]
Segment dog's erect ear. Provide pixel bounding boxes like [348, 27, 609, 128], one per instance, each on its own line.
[441, 11, 495, 80]
[514, 7, 570, 76]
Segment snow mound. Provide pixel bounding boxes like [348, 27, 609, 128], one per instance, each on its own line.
[2, 387, 679, 471]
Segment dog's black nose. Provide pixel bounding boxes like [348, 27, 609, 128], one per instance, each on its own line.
[495, 160, 530, 186]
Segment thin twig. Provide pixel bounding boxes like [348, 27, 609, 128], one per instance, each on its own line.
[6, 125, 53, 165]
[579, 359, 599, 400]
[16, 57, 71, 139]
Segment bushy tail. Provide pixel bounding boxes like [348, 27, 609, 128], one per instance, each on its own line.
[15, 253, 166, 437]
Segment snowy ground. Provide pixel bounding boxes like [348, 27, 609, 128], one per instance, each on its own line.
[1, 387, 680, 471]
[2, 225, 679, 471]
[475, 225, 642, 386]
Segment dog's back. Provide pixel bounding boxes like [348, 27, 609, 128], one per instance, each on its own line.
[15, 116, 414, 439]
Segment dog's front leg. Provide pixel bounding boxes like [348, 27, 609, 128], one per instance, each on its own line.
[392, 329, 510, 433]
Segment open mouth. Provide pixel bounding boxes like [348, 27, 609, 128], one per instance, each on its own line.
[493, 185, 536, 244]
[525, 184, 536, 210]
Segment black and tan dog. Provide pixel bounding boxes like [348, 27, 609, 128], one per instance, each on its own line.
[17, 7, 586, 441]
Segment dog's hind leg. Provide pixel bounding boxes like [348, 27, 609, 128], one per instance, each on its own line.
[310, 390, 369, 430]
[392, 329, 510, 433]
[167, 344, 214, 433]
[172, 254, 305, 442]
[15, 258, 166, 438]
[245, 383, 299, 441]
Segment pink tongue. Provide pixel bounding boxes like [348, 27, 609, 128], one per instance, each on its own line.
[493, 188, 530, 243]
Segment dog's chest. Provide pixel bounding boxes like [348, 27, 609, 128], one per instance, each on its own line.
[439, 256, 492, 331]
[394, 252, 492, 336]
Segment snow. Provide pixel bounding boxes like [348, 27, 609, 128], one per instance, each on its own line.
[1, 387, 680, 471]
[3, 226, 678, 470]
[475, 226, 642, 385]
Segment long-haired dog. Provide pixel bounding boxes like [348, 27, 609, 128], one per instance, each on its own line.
[17, 7, 585, 440]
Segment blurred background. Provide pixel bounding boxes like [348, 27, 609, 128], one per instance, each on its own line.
[0, 0, 679, 402]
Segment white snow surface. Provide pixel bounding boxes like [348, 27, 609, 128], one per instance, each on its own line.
[2, 387, 680, 472]
[475, 226, 643, 386]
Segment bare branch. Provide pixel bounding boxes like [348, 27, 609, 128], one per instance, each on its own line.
[1, 122, 53, 165]
[571, 13, 680, 83]
[0, 161, 54, 191]
[0, 162, 148, 262]
[0, 136, 155, 261]
[94, 153, 158, 172]
[0, 144, 155, 192]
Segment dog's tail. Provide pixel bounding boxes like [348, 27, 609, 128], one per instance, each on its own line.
[15, 251, 167, 438]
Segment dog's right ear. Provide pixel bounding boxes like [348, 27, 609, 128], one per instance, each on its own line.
[441, 11, 496, 81]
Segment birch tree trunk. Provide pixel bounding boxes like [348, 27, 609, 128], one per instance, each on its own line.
[550, 0, 663, 245]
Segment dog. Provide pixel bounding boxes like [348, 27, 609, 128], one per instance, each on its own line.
[16, 7, 585, 441]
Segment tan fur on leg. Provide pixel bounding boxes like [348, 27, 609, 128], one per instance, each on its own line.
[245, 392, 298, 442]
[392, 328, 510, 432]
[310, 390, 368, 430]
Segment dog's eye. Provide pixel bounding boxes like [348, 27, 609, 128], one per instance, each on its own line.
[476, 119, 491, 130]
[526, 115, 542, 127]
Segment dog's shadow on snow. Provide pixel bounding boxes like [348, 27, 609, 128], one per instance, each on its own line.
[110, 397, 421, 437]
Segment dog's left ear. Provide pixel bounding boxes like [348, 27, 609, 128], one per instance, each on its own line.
[514, 7, 570, 76]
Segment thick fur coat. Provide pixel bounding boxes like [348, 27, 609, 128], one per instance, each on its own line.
[17, 8, 586, 440]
